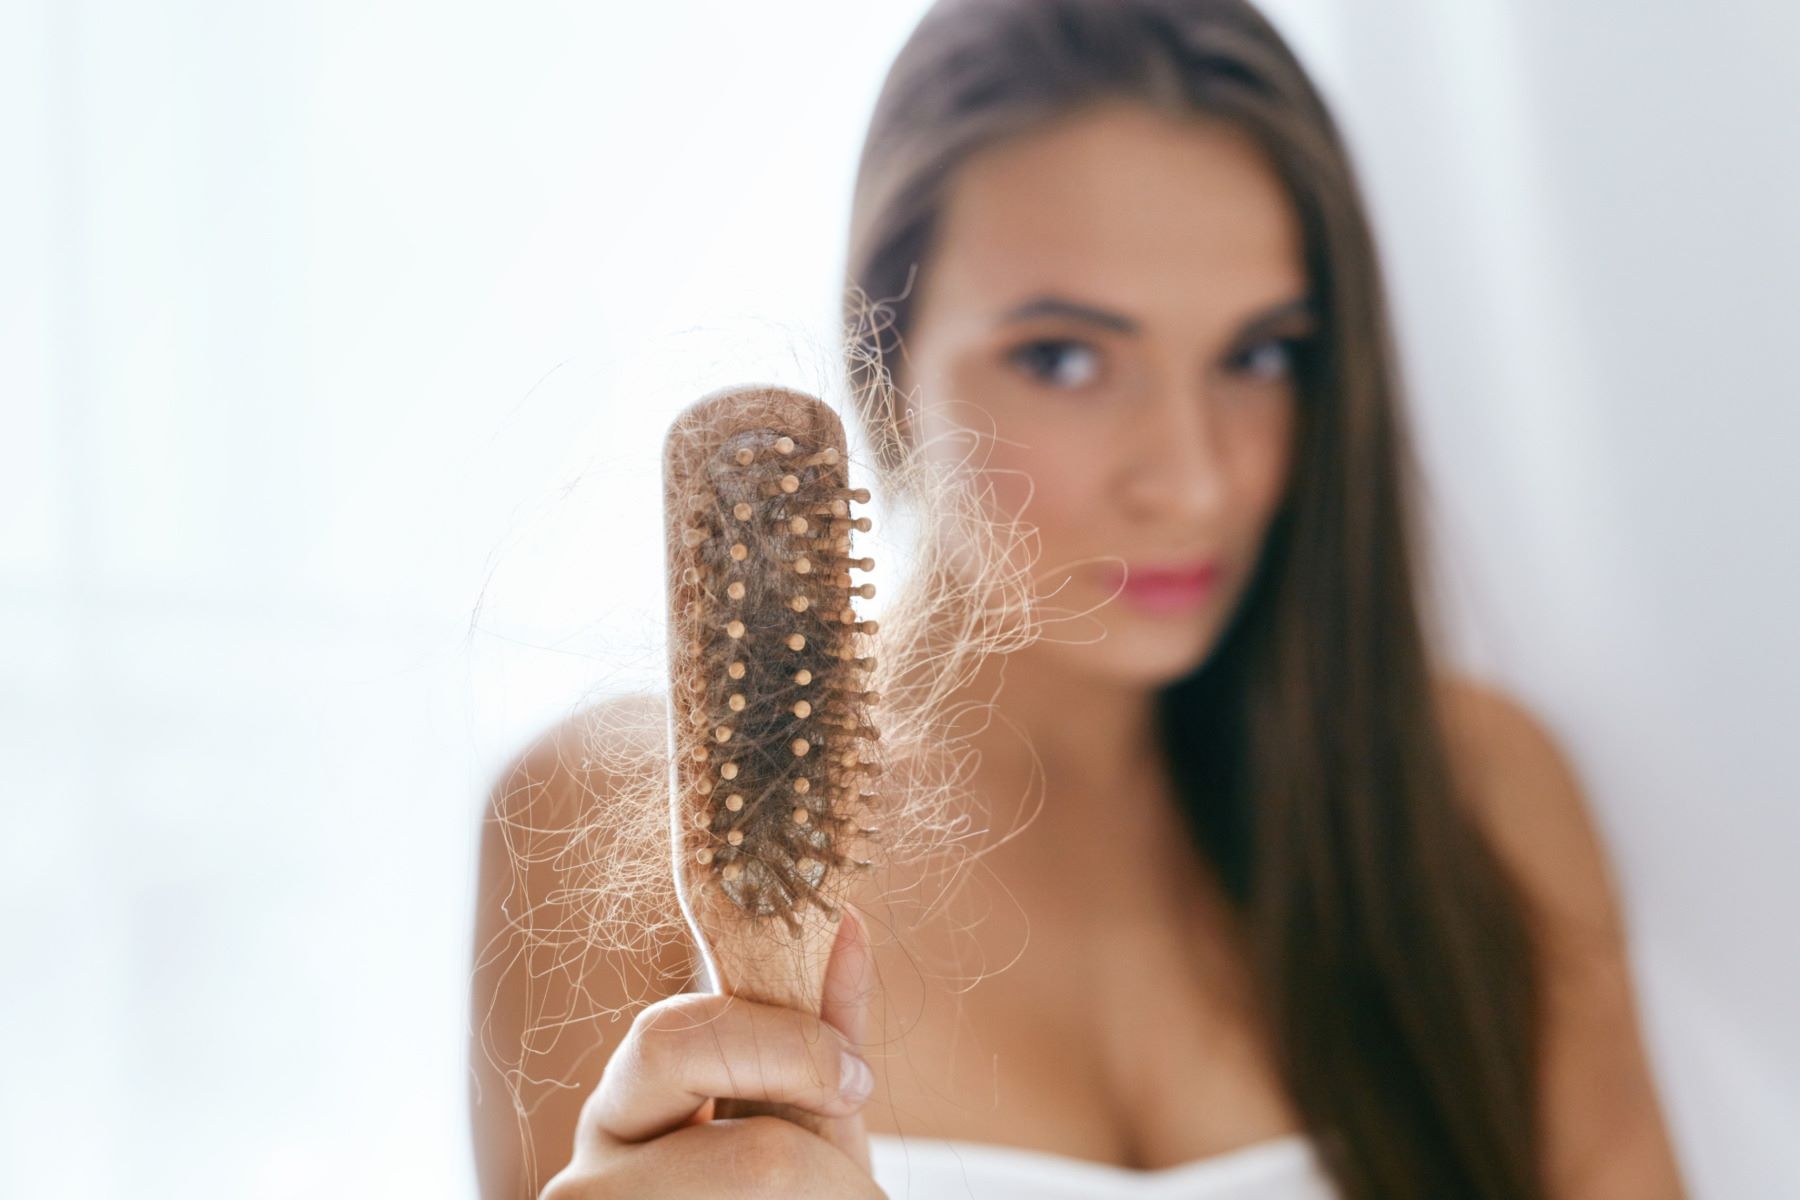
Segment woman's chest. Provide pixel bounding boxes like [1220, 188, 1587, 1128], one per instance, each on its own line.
[855, 902, 1306, 1171]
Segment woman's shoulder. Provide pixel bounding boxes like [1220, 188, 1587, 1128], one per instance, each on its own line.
[473, 688, 692, 1001]
[1428, 686, 1687, 1192]
[469, 691, 692, 1196]
[489, 690, 670, 801]
[1432, 672, 1560, 760]
[1431, 672, 1625, 947]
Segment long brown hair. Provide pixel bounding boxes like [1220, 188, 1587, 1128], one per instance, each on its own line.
[839, 2, 1546, 1197]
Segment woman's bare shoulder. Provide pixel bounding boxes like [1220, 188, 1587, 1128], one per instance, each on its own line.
[1431, 684, 1688, 1194]
[469, 690, 695, 1199]
[1431, 672, 1622, 941]
[488, 691, 670, 807]
[475, 688, 691, 988]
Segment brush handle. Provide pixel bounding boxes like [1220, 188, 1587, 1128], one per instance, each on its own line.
[708, 950, 834, 1135]
[702, 894, 837, 1134]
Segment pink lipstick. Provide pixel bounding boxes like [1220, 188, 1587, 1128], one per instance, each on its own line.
[1102, 561, 1221, 613]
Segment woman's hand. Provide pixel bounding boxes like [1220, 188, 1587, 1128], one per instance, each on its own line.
[539, 903, 883, 1199]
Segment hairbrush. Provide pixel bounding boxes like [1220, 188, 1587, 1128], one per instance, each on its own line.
[661, 382, 884, 1133]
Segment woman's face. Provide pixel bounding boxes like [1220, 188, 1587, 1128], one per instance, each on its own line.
[901, 101, 1317, 690]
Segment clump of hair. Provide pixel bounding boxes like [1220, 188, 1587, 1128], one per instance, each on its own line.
[662, 385, 884, 944]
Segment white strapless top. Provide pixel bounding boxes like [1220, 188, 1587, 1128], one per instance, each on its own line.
[868, 1132, 1341, 1199]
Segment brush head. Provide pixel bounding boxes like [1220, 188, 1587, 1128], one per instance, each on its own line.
[663, 384, 883, 973]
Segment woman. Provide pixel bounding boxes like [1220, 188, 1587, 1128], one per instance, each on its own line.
[469, 1, 1687, 1196]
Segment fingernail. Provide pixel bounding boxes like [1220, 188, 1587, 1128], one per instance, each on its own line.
[839, 1050, 874, 1104]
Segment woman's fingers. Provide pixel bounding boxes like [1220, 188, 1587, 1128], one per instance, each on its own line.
[815, 902, 879, 1172]
[545, 910, 886, 1197]
[821, 903, 877, 1052]
[569, 1115, 883, 1200]
[582, 988, 873, 1148]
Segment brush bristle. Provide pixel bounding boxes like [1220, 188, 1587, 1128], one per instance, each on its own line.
[664, 389, 883, 937]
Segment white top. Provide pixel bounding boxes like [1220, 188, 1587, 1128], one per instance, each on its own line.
[868, 1131, 1342, 1199]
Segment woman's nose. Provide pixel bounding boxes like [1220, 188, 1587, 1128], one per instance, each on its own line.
[1118, 391, 1226, 524]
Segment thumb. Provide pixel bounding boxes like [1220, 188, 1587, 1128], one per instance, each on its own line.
[821, 900, 876, 1047]
[816, 901, 878, 1174]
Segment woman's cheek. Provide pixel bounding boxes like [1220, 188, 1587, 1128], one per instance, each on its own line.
[1246, 401, 1300, 520]
[984, 426, 1091, 529]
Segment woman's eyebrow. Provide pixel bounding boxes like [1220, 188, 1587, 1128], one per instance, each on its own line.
[993, 293, 1317, 338]
[1237, 296, 1318, 340]
[995, 294, 1140, 334]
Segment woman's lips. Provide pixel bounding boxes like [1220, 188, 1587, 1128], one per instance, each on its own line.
[1101, 561, 1222, 613]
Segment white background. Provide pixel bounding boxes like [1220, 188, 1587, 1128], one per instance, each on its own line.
[3, 1, 1794, 1196]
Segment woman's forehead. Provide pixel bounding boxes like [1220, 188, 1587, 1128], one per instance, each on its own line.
[922, 106, 1307, 323]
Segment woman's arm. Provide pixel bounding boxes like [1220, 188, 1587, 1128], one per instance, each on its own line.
[1441, 678, 1689, 1200]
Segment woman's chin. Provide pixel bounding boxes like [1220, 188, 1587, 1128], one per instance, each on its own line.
[1048, 616, 1218, 690]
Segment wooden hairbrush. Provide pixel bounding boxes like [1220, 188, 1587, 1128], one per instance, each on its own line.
[661, 383, 884, 1134]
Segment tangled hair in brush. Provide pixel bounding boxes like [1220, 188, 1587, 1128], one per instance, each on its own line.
[662, 386, 887, 938]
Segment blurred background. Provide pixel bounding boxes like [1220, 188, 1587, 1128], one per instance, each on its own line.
[3, 1, 1795, 1195]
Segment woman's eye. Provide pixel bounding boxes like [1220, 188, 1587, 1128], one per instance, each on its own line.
[1007, 338, 1102, 389]
[1229, 336, 1304, 382]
